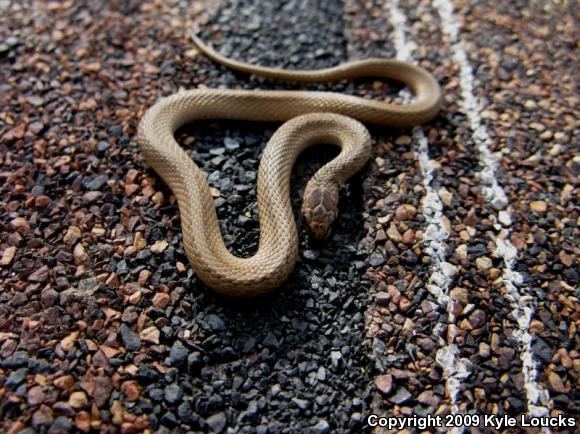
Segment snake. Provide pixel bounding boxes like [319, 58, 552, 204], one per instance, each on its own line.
[137, 31, 442, 297]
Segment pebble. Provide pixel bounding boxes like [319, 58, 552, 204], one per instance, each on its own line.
[68, 391, 88, 409]
[468, 309, 487, 329]
[119, 324, 141, 351]
[5, 368, 27, 389]
[33, 406, 54, 427]
[133, 232, 147, 251]
[207, 412, 227, 433]
[205, 314, 226, 331]
[164, 384, 184, 404]
[239, 401, 259, 423]
[168, 341, 188, 366]
[73, 243, 88, 264]
[82, 191, 102, 203]
[386, 223, 403, 242]
[85, 174, 109, 191]
[375, 374, 393, 395]
[399, 296, 411, 312]
[368, 251, 385, 267]
[54, 375, 75, 391]
[140, 326, 160, 344]
[41, 288, 59, 306]
[96, 141, 110, 154]
[394, 204, 417, 221]
[27, 386, 45, 406]
[498, 210, 512, 226]
[374, 291, 390, 306]
[292, 398, 310, 410]
[137, 269, 151, 285]
[395, 135, 411, 145]
[75, 412, 91, 432]
[150, 240, 169, 254]
[547, 371, 568, 393]
[0, 35, 19, 54]
[121, 381, 141, 401]
[50, 417, 73, 433]
[224, 137, 240, 150]
[438, 188, 453, 206]
[152, 292, 170, 308]
[450, 287, 469, 304]
[60, 332, 79, 351]
[529, 200, 547, 212]
[455, 244, 468, 261]
[417, 390, 441, 406]
[478, 342, 491, 358]
[533, 337, 554, 364]
[303, 249, 319, 260]
[389, 387, 412, 404]
[476, 256, 493, 271]
[330, 350, 342, 368]
[312, 420, 331, 433]
[28, 266, 49, 283]
[0, 246, 16, 266]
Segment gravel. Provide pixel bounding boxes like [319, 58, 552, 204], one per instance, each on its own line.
[0, 0, 375, 432]
[1, 0, 577, 432]
[357, 0, 578, 422]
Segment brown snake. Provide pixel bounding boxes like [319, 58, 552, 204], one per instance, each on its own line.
[137, 32, 442, 297]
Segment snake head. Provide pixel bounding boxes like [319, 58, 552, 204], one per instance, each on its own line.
[302, 184, 339, 241]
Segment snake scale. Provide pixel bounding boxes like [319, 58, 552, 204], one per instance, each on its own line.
[137, 32, 442, 297]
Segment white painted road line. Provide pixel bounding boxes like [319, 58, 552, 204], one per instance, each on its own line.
[432, 0, 552, 421]
[386, 1, 468, 427]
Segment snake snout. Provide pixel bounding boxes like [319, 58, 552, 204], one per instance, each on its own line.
[302, 184, 339, 241]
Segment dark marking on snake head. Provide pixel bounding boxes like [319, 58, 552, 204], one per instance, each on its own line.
[307, 188, 322, 208]
[320, 190, 336, 211]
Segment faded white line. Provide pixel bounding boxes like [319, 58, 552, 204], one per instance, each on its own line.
[433, 0, 552, 420]
[496, 238, 552, 417]
[387, 0, 469, 424]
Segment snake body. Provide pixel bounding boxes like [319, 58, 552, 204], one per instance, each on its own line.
[137, 33, 442, 297]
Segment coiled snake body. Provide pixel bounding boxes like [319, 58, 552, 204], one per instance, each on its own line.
[137, 33, 442, 297]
